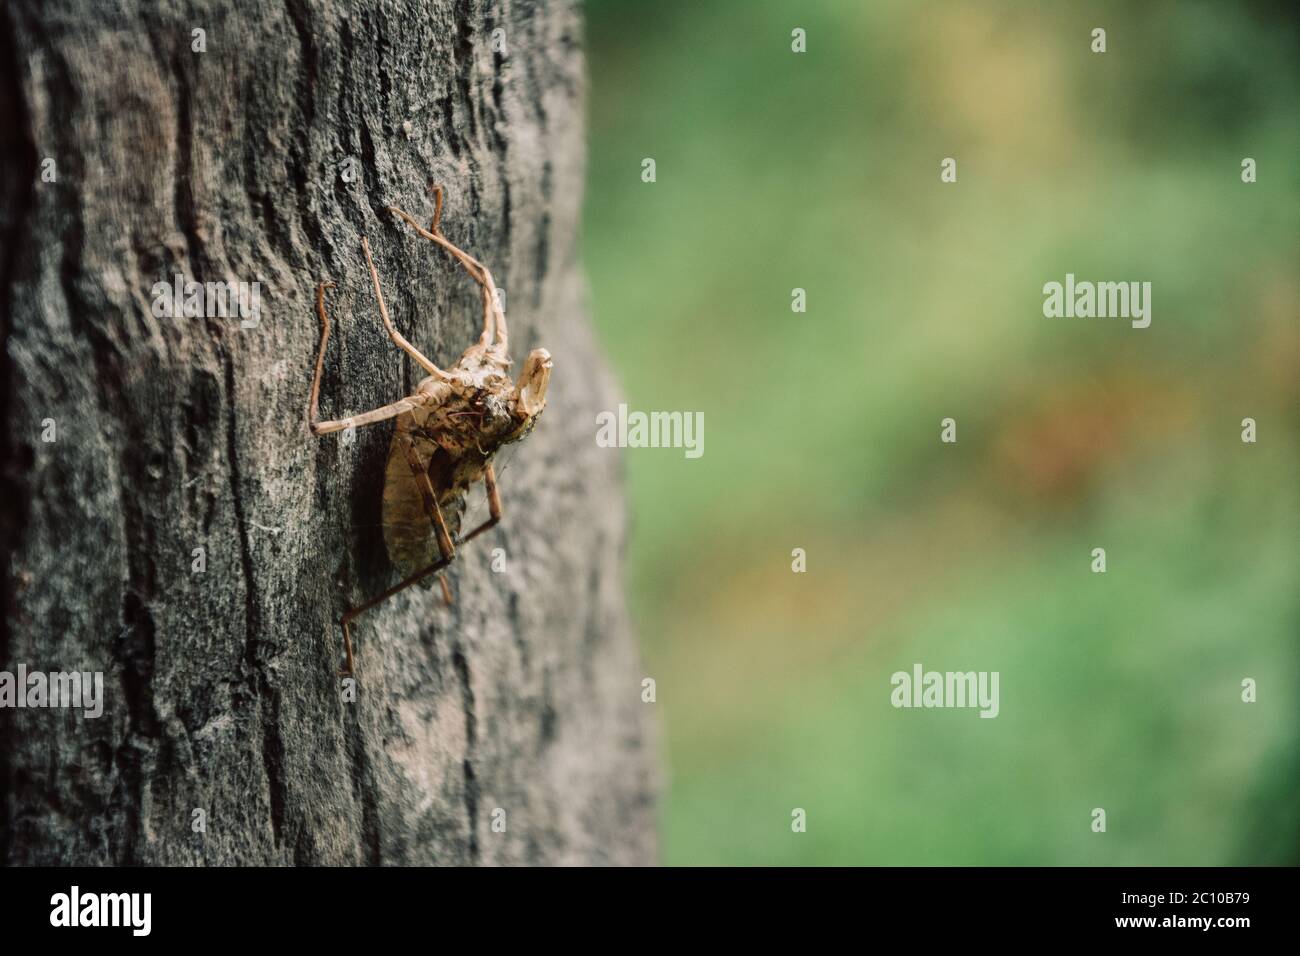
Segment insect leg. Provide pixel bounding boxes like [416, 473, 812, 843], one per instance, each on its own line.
[312, 397, 423, 435]
[307, 280, 337, 430]
[396, 433, 456, 560]
[361, 236, 451, 380]
[428, 183, 444, 233]
[335, 434, 457, 676]
[427, 458, 503, 609]
[309, 281, 422, 435]
[339, 552, 453, 676]
[388, 191, 508, 353]
[458, 462, 502, 545]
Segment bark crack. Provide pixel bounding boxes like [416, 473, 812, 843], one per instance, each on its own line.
[453, 646, 479, 862]
[224, 358, 286, 851]
[0, 0, 38, 865]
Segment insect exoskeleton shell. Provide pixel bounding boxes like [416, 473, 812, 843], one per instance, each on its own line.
[381, 420, 462, 579]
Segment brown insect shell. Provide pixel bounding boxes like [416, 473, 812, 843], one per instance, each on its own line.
[380, 358, 518, 578]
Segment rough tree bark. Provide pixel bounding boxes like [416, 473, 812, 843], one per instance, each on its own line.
[0, 0, 656, 865]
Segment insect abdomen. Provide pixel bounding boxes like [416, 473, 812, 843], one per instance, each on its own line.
[381, 432, 464, 578]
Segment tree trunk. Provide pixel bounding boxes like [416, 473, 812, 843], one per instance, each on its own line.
[0, 0, 656, 865]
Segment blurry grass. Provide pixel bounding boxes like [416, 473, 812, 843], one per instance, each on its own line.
[584, 0, 1300, 864]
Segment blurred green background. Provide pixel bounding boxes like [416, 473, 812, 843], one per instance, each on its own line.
[582, 0, 1300, 864]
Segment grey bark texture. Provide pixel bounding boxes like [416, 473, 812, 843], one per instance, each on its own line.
[0, 0, 657, 865]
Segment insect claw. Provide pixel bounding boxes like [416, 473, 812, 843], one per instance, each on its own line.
[428, 183, 444, 233]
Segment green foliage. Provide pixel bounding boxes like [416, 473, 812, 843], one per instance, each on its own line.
[584, 0, 1300, 864]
